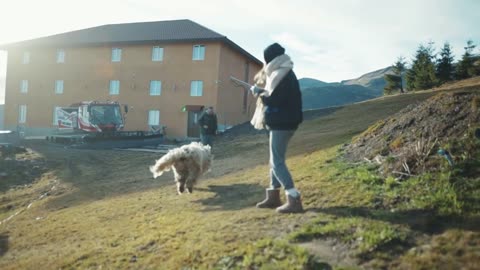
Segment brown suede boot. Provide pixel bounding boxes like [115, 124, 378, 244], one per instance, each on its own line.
[256, 189, 282, 208]
[276, 194, 304, 213]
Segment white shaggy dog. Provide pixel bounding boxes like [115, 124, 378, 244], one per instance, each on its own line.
[149, 142, 213, 194]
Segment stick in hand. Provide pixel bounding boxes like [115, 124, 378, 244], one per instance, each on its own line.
[230, 76, 266, 96]
[230, 76, 254, 89]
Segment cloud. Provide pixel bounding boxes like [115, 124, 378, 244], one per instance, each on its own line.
[0, 0, 478, 83]
[270, 32, 328, 56]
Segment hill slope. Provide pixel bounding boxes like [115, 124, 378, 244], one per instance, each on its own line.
[345, 91, 479, 169]
[298, 77, 330, 89]
[1, 78, 479, 269]
[299, 67, 391, 110]
[341, 66, 393, 93]
[302, 84, 378, 110]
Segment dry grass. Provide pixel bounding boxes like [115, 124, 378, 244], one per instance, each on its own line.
[0, 145, 326, 269]
[0, 81, 479, 269]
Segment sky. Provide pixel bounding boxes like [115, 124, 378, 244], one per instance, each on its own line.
[0, 0, 479, 103]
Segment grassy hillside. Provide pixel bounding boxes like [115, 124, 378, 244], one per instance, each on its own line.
[0, 79, 479, 269]
[341, 66, 393, 93]
[301, 84, 379, 110]
[298, 78, 331, 89]
[299, 67, 391, 110]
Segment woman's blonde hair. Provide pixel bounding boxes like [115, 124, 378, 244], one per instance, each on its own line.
[254, 68, 267, 86]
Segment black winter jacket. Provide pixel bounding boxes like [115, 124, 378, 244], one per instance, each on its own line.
[260, 70, 303, 130]
[198, 113, 218, 135]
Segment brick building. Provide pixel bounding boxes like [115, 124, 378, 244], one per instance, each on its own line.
[0, 19, 262, 138]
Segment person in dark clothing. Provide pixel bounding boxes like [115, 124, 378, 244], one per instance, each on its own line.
[250, 43, 304, 214]
[198, 106, 217, 147]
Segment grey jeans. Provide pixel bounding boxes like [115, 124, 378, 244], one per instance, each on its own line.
[269, 130, 296, 190]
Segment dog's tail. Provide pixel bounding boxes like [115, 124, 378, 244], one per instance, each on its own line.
[149, 148, 185, 179]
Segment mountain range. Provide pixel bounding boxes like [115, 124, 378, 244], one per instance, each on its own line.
[300, 66, 393, 110]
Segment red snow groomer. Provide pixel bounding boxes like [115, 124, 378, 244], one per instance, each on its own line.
[47, 101, 164, 149]
[55, 101, 125, 133]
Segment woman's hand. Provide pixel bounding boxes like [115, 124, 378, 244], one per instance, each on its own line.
[250, 86, 266, 96]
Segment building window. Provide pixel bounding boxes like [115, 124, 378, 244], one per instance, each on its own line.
[56, 49, 65, 63]
[109, 80, 120, 95]
[152, 46, 164, 61]
[53, 106, 60, 125]
[19, 105, 27, 123]
[192, 45, 205, 60]
[190, 81, 203, 96]
[54, 80, 64, 94]
[20, 80, 28, 93]
[22, 52, 30, 64]
[111, 48, 122, 62]
[148, 110, 160, 126]
[149, 80, 162, 96]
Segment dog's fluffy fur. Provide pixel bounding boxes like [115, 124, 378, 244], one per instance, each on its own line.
[149, 142, 212, 194]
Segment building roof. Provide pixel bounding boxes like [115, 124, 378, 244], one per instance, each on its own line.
[0, 19, 262, 64]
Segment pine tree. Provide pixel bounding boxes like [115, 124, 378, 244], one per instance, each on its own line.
[393, 56, 406, 92]
[384, 74, 402, 95]
[406, 43, 438, 90]
[384, 57, 406, 95]
[456, 40, 477, 79]
[436, 42, 455, 84]
[405, 68, 416, 91]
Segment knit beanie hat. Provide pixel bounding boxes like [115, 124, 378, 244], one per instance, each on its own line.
[264, 43, 285, 64]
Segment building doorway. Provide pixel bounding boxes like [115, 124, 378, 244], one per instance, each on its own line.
[184, 105, 204, 138]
